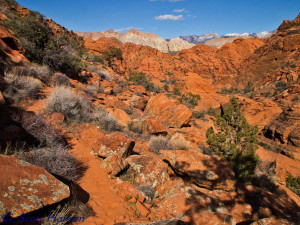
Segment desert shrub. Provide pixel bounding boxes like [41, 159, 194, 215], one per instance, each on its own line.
[52, 72, 73, 87]
[292, 96, 299, 101]
[93, 107, 121, 132]
[163, 84, 169, 92]
[179, 92, 200, 109]
[206, 97, 259, 181]
[193, 110, 205, 119]
[149, 135, 174, 154]
[15, 64, 51, 84]
[275, 81, 288, 92]
[18, 146, 85, 182]
[83, 84, 99, 98]
[4, 9, 85, 75]
[3, 73, 43, 103]
[87, 65, 111, 81]
[127, 72, 160, 93]
[128, 119, 145, 134]
[83, 53, 104, 64]
[46, 86, 93, 123]
[221, 87, 239, 94]
[136, 185, 155, 201]
[172, 87, 181, 96]
[11, 112, 66, 148]
[243, 82, 253, 93]
[207, 107, 217, 116]
[102, 47, 122, 67]
[170, 134, 189, 150]
[286, 175, 300, 196]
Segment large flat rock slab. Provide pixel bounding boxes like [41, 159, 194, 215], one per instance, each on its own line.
[0, 155, 70, 221]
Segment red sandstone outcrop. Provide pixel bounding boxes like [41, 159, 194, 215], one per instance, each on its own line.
[0, 155, 70, 222]
[145, 93, 192, 128]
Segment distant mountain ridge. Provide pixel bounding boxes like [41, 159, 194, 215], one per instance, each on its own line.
[180, 31, 275, 44]
[75, 29, 195, 53]
[180, 33, 222, 44]
[75, 29, 275, 53]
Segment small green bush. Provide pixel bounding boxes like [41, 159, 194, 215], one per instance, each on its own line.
[179, 92, 200, 109]
[193, 110, 205, 119]
[286, 175, 300, 196]
[127, 72, 159, 93]
[172, 87, 181, 96]
[3, 9, 85, 75]
[221, 87, 239, 94]
[206, 107, 217, 116]
[206, 97, 259, 181]
[83, 53, 104, 64]
[163, 84, 169, 92]
[275, 81, 288, 92]
[292, 96, 299, 102]
[243, 82, 253, 93]
[102, 47, 122, 67]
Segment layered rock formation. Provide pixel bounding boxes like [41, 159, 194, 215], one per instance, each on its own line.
[75, 29, 195, 53]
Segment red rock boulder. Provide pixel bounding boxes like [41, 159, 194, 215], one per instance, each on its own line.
[0, 155, 70, 222]
[145, 93, 192, 128]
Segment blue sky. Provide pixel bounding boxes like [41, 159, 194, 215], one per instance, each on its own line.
[17, 0, 300, 39]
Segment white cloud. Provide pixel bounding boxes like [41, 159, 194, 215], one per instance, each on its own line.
[173, 8, 185, 13]
[113, 26, 143, 32]
[154, 14, 183, 21]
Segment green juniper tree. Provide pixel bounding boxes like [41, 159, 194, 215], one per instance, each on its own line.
[206, 97, 259, 181]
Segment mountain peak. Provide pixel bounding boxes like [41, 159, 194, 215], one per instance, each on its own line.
[127, 29, 143, 35]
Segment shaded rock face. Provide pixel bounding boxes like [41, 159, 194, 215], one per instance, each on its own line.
[0, 155, 70, 222]
[75, 29, 194, 53]
[160, 150, 235, 191]
[263, 103, 300, 160]
[0, 25, 28, 64]
[145, 94, 192, 128]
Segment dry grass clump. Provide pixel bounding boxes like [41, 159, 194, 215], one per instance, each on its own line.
[87, 65, 111, 81]
[52, 72, 73, 87]
[46, 86, 93, 123]
[93, 107, 121, 132]
[170, 134, 189, 150]
[128, 118, 145, 134]
[18, 146, 85, 182]
[3, 73, 43, 103]
[42, 196, 94, 225]
[15, 64, 51, 84]
[11, 111, 66, 148]
[149, 135, 174, 154]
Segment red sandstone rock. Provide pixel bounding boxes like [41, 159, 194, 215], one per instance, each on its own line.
[92, 132, 135, 158]
[145, 118, 168, 135]
[0, 155, 69, 222]
[124, 155, 170, 188]
[145, 93, 192, 128]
